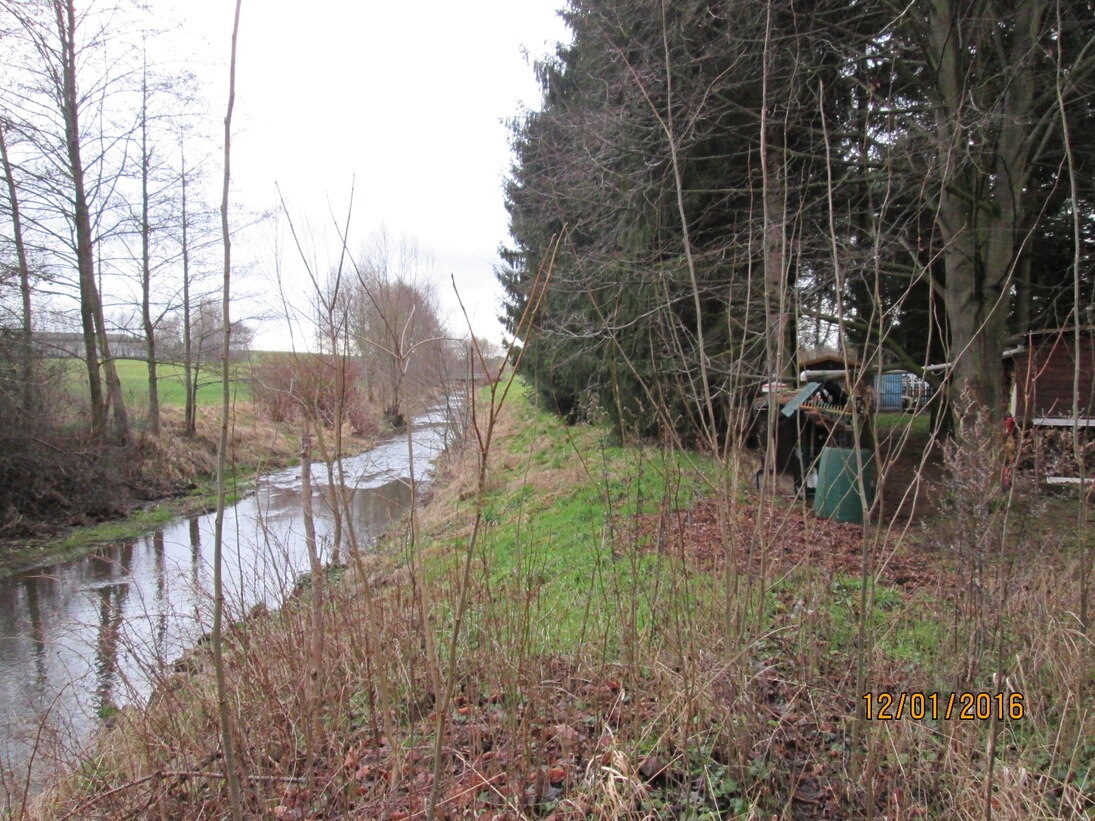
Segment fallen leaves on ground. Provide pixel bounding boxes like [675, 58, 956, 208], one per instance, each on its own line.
[629, 500, 956, 595]
[259, 658, 870, 821]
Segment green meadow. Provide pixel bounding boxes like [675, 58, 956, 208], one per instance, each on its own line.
[59, 357, 253, 408]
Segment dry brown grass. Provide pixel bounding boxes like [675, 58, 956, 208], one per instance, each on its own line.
[148, 401, 377, 484]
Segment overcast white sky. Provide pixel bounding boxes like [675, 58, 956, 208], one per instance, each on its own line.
[168, 0, 569, 350]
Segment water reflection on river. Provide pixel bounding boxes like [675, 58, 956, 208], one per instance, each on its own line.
[0, 404, 455, 800]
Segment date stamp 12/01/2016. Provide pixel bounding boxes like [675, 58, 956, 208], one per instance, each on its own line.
[861, 692, 1025, 721]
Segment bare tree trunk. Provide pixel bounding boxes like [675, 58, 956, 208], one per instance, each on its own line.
[94, 269, 131, 442]
[299, 423, 323, 785]
[54, 0, 107, 435]
[53, 0, 130, 441]
[139, 56, 159, 436]
[211, 2, 245, 818]
[1014, 254, 1032, 337]
[0, 117, 35, 412]
[762, 143, 787, 382]
[331, 340, 345, 564]
[180, 142, 196, 436]
[1054, 3, 1090, 628]
[758, 0, 788, 574]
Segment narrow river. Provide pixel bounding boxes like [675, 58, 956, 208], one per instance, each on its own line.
[0, 402, 458, 803]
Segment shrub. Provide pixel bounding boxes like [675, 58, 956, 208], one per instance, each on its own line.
[251, 353, 377, 436]
[0, 332, 124, 534]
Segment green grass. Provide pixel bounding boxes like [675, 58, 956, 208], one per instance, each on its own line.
[427, 383, 723, 656]
[874, 410, 932, 436]
[816, 574, 943, 666]
[422, 384, 955, 680]
[0, 503, 203, 577]
[50, 481, 248, 556]
[54, 505, 179, 550]
[60, 358, 252, 408]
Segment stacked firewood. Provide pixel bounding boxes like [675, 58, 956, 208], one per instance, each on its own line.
[1018, 427, 1095, 479]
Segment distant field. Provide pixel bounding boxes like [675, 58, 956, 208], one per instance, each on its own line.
[60, 357, 253, 408]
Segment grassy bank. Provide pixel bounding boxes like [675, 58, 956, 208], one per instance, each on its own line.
[23, 382, 1095, 820]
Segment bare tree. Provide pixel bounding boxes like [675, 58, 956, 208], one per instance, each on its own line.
[351, 229, 449, 428]
[0, 116, 36, 410]
[0, 0, 132, 440]
[162, 132, 227, 435]
[211, 0, 245, 817]
[133, 46, 168, 435]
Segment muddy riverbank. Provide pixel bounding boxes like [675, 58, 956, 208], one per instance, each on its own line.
[0, 402, 385, 580]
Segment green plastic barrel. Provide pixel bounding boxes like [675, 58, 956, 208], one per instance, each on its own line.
[813, 447, 875, 524]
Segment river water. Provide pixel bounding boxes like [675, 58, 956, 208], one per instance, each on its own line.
[0, 403, 458, 802]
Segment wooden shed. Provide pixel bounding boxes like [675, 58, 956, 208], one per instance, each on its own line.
[1004, 328, 1095, 425]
